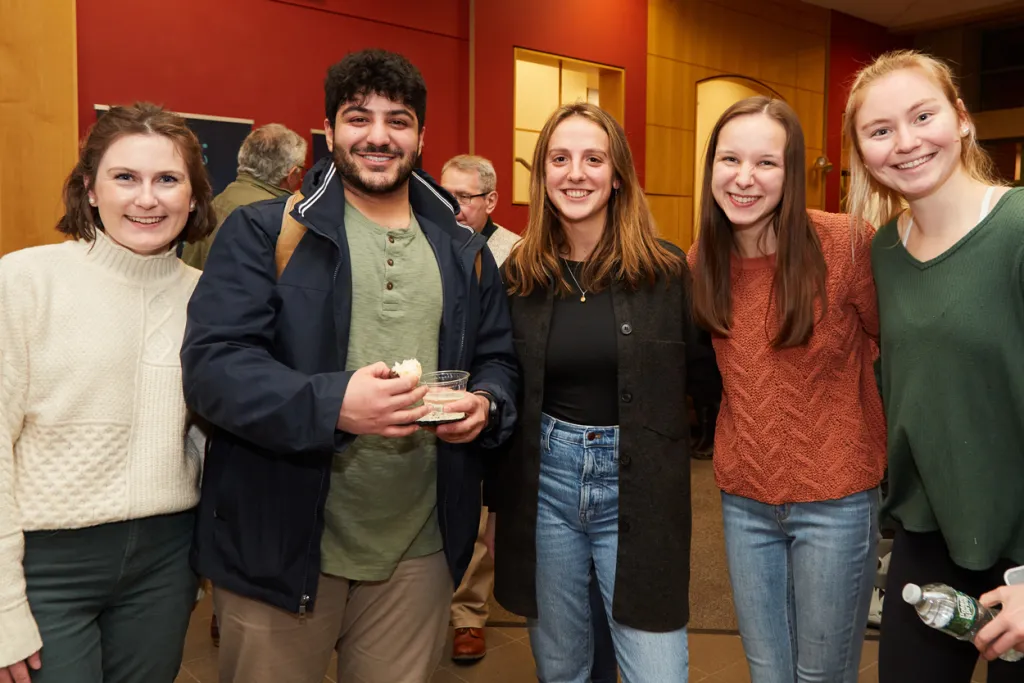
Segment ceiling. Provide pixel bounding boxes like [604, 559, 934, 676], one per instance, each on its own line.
[801, 0, 1024, 30]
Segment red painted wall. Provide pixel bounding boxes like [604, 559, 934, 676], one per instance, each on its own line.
[474, 0, 649, 231]
[76, 0, 468, 179]
[825, 11, 908, 212]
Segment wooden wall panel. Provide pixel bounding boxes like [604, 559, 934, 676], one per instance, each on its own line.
[797, 37, 828, 93]
[766, 82, 798, 106]
[680, 196, 694, 248]
[0, 0, 79, 255]
[794, 90, 825, 149]
[597, 70, 626, 125]
[760, 32, 799, 87]
[806, 147, 827, 209]
[645, 0, 829, 249]
[647, 56, 690, 129]
[648, 195, 682, 247]
[646, 127, 687, 196]
[975, 107, 1024, 141]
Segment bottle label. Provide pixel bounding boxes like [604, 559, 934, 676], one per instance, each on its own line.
[940, 591, 979, 638]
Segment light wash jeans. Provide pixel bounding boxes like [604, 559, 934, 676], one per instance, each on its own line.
[721, 489, 879, 683]
[528, 413, 689, 683]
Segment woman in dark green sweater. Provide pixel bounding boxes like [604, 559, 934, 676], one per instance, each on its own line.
[843, 49, 1024, 683]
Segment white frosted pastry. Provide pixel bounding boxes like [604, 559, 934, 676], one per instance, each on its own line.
[391, 358, 422, 381]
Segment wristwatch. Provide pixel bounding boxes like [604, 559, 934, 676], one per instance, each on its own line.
[474, 391, 499, 432]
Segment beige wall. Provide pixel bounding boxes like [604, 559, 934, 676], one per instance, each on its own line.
[514, 56, 561, 203]
[646, 0, 830, 250]
[0, 0, 79, 255]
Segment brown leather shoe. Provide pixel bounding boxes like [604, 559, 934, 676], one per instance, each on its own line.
[451, 627, 486, 662]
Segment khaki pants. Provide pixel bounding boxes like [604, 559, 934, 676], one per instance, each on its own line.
[214, 552, 452, 683]
[450, 505, 494, 628]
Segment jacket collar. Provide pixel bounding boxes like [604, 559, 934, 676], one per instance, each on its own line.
[235, 173, 290, 198]
[291, 157, 474, 249]
[481, 217, 498, 240]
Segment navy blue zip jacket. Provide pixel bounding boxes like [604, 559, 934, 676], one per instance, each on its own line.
[181, 158, 519, 615]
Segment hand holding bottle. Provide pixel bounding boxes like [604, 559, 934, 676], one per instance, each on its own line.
[975, 584, 1024, 661]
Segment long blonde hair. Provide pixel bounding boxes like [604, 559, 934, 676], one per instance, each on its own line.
[843, 50, 1000, 232]
[505, 103, 680, 297]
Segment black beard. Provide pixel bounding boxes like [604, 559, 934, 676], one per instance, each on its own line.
[332, 142, 417, 195]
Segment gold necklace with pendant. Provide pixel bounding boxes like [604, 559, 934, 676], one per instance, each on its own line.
[563, 259, 588, 303]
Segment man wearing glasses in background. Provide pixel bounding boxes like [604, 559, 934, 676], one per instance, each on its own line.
[439, 155, 519, 663]
[442, 156, 519, 267]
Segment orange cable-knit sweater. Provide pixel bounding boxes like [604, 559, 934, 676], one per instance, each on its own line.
[687, 211, 887, 504]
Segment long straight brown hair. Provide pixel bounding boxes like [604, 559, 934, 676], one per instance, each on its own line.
[692, 97, 826, 348]
[505, 102, 680, 297]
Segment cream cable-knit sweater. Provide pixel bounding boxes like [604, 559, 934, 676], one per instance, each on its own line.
[0, 231, 202, 667]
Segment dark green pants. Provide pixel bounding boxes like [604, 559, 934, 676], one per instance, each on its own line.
[23, 510, 197, 683]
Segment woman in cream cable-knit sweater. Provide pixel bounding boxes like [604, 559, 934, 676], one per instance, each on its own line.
[0, 103, 215, 683]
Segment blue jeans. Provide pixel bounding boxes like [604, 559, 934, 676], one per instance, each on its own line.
[589, 563, 617, 683]
[528, 414, 689, 683]
[721, 490, 879, 683]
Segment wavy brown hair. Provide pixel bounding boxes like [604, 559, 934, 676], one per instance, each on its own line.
[505, 102, 680, 296]
[57, 102, 216, 246]
[692, 97, 826, 348]
[843, 50, 1001, 232]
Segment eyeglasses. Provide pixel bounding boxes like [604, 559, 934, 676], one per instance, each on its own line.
[454, 191, 490, 206]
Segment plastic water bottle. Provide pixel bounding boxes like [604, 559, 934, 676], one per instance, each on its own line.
[902, 583, 1024, 662]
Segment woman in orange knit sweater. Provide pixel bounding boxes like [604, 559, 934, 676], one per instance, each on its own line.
[687, 97, 887, 683]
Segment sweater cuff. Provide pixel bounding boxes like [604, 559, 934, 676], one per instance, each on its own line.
[0, 598, 42, 669]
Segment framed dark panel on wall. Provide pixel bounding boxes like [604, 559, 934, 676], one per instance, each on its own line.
[311, 129, 330, 162]
[95, 105, 254, 196]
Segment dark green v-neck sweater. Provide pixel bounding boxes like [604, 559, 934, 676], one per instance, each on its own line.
[873, 187, 1024, 569]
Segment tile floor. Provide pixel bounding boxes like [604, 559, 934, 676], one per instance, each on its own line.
[174, 596, 988, 683]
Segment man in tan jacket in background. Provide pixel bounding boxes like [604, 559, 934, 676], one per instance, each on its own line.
[181, 123, 307, 270]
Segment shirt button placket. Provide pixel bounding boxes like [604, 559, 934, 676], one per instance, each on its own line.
[385, 234, 397, 300]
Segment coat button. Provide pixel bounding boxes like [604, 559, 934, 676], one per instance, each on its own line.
[386, 282, 394, 290]
[620, 518, 631, 533]
[621, 391, 632, 403]
[387, 258, 394, 266]
[620, 454, 631, 467]
[388, 235, 395, 244]
[620, 323, 632, 335]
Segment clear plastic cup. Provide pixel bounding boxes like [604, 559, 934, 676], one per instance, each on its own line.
[419, 370, 470, 423]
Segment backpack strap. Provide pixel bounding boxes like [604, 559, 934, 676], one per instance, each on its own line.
[277, 191, 482, 283]
[275, 192, 306, 279]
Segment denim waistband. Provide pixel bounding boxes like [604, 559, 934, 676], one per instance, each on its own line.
[540, 412, 619, 449]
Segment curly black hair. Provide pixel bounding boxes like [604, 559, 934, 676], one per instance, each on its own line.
[324, 49, 427, 131]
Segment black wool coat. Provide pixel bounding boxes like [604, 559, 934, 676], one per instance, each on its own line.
[490, 245, 721, 631]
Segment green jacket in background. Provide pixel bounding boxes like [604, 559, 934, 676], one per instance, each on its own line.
[181, 173, 290, 270]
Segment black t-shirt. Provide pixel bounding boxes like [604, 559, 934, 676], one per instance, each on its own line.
[541, 260, 619, 426]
